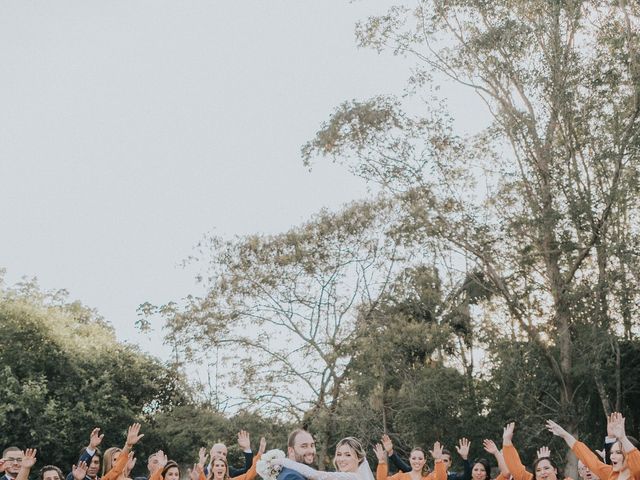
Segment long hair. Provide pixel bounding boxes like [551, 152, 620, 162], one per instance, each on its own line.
[409, 448, 430, 477]
[102, 448, 122, 477]
[471, 458, 491, 480]
[333, 437, 366, 471]
[161, 461, 180, 480]
[207, 456, 230, 480]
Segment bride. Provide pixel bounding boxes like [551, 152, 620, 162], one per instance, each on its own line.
[275, 437, 374, 480]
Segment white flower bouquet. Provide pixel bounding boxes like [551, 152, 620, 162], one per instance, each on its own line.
[257, 449, 285, 480]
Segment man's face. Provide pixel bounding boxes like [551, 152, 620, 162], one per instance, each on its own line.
[87, 455, 101, 478]
[3, 450, 23, 476]
[211, 445, 227, 460]
[289, 432, 316, 465]
[148, 455, 160, 474]
[442, 454, 452, 469]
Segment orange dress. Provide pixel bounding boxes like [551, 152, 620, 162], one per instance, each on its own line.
[503, 444, 573, 480]
[376, 459, 447, 480]
[103, 450, 131, 480]
[572, 441, 640, 480]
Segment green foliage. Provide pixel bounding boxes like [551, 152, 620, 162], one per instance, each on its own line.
[0, 279, 190, 474]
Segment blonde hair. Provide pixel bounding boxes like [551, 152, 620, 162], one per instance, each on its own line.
[102, 447, 122, 477]
[333, 437, 366, 471]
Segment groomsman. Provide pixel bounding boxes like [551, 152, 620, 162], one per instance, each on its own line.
[1, 447, 24, 480]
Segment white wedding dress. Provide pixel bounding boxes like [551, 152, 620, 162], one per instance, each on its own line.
[279, 458, 376, 480]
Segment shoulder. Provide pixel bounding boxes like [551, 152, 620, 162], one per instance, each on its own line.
[278, 467, 306, 480]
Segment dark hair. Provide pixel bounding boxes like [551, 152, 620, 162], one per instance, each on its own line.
[472, 459, 491, 480]
[79, 447, 102, 461]
[532, 457, 560, 480]
[161, 461, 179, 479]
[288, 429, 312, 449]
[39, 466, 64, 480]
[628, 436, 640, 449]
[442, 449, 451, 458]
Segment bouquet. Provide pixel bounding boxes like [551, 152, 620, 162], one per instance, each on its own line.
[257, 449, 285, 480]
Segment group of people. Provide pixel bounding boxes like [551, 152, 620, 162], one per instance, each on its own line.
[2, 413, 639, 480]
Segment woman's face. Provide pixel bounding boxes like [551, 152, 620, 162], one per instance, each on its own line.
[409, 450, 426, 473]
[534, 459, 557, 480]
[164, 467, 180, 480]
[212, 459, 227, 479]
[472, 463, 487, 480]
[610, 442, 626, 472]
[334, 444, 359, 473]
[42, 470, 61, 480]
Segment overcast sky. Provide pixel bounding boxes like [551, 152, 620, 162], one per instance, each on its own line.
[0, 1, 484, 358]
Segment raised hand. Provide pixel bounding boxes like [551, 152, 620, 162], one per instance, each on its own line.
[430, 442, 444, 461]
[21, 449, 37, 469]
[483, 439, 499, 456]
[609, 412, 627, 439]
[545, 420, 576, 448]
[238, 430, 251, 451]
[381, 434, 394, 455]
[545, 420, 569, 439]
[126, 453, 136, 473]
[89, 428, 105, 449]
[503, 422, 515, 445]
[258, 437, 267, 455]
[126, 423, 144, 447]
[198, 448, 208, 468]
[374, 444, 387, 463]
[72, 461, 89, 480]
[536, 446, 550, 459]
[188, 464, 204, 480]
[456, 438, 470, 460]
[156, 451, 168, 469]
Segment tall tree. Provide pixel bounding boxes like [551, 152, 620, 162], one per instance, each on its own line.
[147, 199, 414, 467]
[302, 2, 640, 471]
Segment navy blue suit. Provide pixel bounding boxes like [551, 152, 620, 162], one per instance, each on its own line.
[278, 467, 306, 480]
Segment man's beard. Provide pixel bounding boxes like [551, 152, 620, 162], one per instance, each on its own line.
[294, 452, 315, 466]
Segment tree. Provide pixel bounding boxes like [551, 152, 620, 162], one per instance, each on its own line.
[0, 275, 190, 472]
[302, 4, 640, 473]
[146, 198, 416, 467]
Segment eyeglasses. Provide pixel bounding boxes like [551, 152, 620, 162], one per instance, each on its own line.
[5, 458, 23, 463]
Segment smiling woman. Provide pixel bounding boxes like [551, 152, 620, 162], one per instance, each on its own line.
[547, 414, 640, 480]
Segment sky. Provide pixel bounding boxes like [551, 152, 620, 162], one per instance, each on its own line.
[0, 1, 485, 359]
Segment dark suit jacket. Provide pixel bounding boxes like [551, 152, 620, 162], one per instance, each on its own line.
[278, 467, 306, 480]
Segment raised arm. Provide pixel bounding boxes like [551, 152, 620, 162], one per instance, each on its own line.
[431, 443, 447, 480]
[483, 439, 509, 478]
[278, 459, 359, 480]
[501, 423, 532, 480]
[103, 424, 145, 480]
[230, 431, 254, 477]
[382, 435, 410, 473]
[16, 449, 37, 480]
[546, 419, 611, 480]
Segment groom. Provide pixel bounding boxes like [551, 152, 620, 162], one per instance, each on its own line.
[278, 429, 316, 480]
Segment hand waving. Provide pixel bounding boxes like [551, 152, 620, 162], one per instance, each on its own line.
[374, 444, 387, 463]
[456, 439, 470, 460]
[89, 428, 105, 450]
[72, 462, 88, 480]
[126, 423, 144, 447]
[238, 431, 251, 451]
